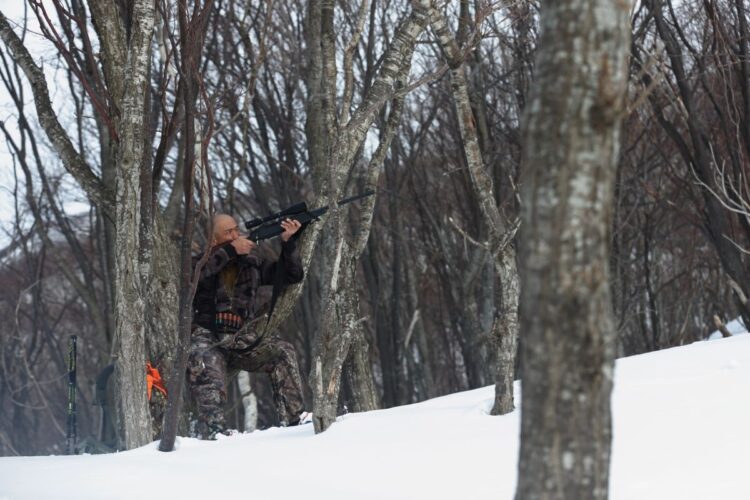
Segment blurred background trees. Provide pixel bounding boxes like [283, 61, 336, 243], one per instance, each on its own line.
[1, 0, 748, 455]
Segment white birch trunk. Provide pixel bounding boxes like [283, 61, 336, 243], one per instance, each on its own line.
[113, 0, 156, 450]
[237, 371, 258, 433]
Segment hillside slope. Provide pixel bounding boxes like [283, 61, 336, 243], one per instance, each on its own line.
[1, 335, 749, 500]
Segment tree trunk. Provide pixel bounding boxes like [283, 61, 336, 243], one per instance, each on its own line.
[159, 0, 215, 452]
[113, 0, 156, 450]
[405, 244, 435, 399]
[491, 246, 519, 415]
[145, 218, 179, 366]
[342, 298, 380, 412]
[311, 241, 356, 432]
[514, 1, 631, 498]
[237, 371, 258, 432]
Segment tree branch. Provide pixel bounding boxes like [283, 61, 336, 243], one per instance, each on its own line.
[0, 10, 115, 220]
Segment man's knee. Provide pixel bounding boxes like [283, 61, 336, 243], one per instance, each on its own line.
[188, 349, 228, 418]
[274, 340, 298, 362]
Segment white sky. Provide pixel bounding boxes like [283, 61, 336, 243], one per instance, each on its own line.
[0, 0, 89, 247]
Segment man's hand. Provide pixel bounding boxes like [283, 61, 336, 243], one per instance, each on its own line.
[230, 237, 256, 255]
[280, 218, 302, 242]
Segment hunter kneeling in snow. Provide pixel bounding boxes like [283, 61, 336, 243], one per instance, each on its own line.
[188, 213, 309, 439]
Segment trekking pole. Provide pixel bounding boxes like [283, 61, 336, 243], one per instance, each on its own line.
[66, 335, 77, 455]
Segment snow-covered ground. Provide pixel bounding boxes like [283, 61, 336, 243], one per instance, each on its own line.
[2, 333, 749, 500]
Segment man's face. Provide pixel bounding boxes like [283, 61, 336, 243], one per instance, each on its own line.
[213, 215, 240, 245]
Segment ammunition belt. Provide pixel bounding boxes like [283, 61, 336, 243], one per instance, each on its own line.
[215, 312, 244, 333]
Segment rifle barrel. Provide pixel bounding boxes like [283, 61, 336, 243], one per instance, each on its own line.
[247, 190, 375, 243]
[336, 190, 375, 206]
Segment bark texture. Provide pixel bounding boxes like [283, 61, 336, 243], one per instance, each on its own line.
[515, 1, 631, 499]
[491, 247, 519, 414]
[0, 3, 177, 450]
[311, 246, 358, 432]
[112, 0, 156, 450]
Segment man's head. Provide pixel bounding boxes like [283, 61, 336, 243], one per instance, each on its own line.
[212, 214, 240, 246]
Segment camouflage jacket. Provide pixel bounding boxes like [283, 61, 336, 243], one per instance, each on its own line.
[191, 239, 304, 332]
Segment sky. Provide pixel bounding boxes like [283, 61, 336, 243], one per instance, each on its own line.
[0, 0, 90, 247]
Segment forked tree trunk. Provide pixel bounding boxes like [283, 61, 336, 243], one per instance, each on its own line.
[302, 0, 430, 433]
[0, 2, 183, 450]
[514, 1, 632, 498]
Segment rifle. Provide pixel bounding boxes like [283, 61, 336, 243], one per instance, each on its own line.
[66, 335, 78, 455]
[244, 190, 375, 243]
[242, 190, 375, 326]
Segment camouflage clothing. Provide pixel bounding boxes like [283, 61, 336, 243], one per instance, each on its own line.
[149, 390, 167, 440]
[188, 326, 305, 438]
[188, 236, 306, 438]
[192, 239, 304, 333]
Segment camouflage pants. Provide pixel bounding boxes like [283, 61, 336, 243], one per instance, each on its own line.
[187, 325, 305, 438]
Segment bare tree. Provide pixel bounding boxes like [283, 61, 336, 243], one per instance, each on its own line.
[4, 0, 744, 458]
[633, 0, 750, 327]
[299, 0, 433, 432]
[0, 0, 161, 448]
[515, 1, 631, 499]
[0, 0, 223, 448]
[427, 1, 521, 416]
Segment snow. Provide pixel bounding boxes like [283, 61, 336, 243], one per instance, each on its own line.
[708, 318, 748, 340]
[2, 334, 750, 499]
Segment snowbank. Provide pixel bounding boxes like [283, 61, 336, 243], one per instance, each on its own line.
[1, 334, 749, 500]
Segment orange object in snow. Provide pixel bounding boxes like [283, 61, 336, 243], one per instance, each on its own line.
[146, 362, 167, 400]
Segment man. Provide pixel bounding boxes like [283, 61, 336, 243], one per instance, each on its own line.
[188, 213, 308, 439]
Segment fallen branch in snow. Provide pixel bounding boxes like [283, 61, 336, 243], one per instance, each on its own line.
[713, 315, 733, 338]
